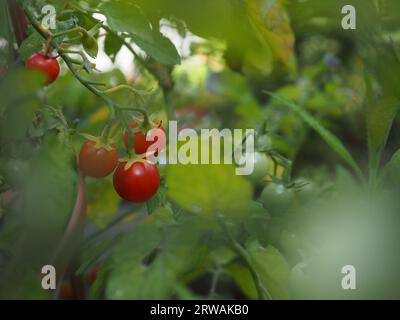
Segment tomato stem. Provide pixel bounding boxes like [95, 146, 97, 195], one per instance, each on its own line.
[101, 84, 155, 96]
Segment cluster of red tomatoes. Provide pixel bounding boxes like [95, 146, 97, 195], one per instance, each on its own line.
[79, 121, 165, 202]
[25, 52, 165, 203]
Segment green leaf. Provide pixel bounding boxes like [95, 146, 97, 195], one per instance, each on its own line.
[105, 222, 206, 299]
[101, 1, 151, 40]
[226, 263, 258, 298]
[244, 201, 270, 242]
[0, 70, 45, 146]
[19, 136, 76, 251]
[247, 242, 290, 299]
[166, 164, 253, 222]
[227, 242, 290, 299]
[77, 235, 122, 277]
[366, 97, 399, 176]
[266, 92, 364, 181]
[146, 185, 167, 214]
[104, 33, 123, 61]
[174, 284, 205, 300]
[131, 31, 180, 66]
[19, 32, 43, 61]
[246, 0, 294, 64]
[82, 33, 99, 59]
[100, 1, 180, 65]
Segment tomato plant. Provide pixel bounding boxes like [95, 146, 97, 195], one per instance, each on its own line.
[1, 0, 400, 302]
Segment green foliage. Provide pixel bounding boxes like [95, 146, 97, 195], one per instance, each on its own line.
[19, 32, 43, 61]
[2, 0, 400, 301]
[267, 92, 364, 180]
[0, 136, 76, 298]
[166, 164, 253, 222]
[104, 221, 207, 299]
[101, 1, 180, 65]
[227, 242, 290, 299]
[366, 97, 399, 179]
[86, 178, 120, 227]
[384, 148, 400, 186]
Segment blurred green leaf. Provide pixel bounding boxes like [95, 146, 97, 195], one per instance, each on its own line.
[104, 33, 123, 61]
[228, 242, 290, 299]
[366, 97, 399, 173]
[105, 222, 206, 299]
[146, 185, 167, 214]
[267, 92, 364, 181]
[247, 242, 290, 299]
[86, 178, 120, 228]
[246, 0, 294, 64]
[101, 1, 180, 65]
[0, 70, 45, 147]
[166, 164, 253, 222]
[82, 33, 99, 59]
[19, 32, 43, 62]
[225, 263, 257, 298]
[0, 136, 76, 297]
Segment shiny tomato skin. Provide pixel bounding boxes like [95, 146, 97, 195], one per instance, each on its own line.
[26, 53, 60, 84]
[79, 140, 118, 178]
[113, 161, 160, 202]
[123, 120, 165, 155]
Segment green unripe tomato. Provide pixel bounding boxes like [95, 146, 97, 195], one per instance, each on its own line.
[259, 182, 294, 214]
[240, 152, 269, 186]
[280, 230, 302, 261]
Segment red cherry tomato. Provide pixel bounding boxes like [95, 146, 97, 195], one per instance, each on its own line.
[26, 52, 60, 84]
[123, 120, 165, 155]
[79, 140, 118, 178]
[113, 161, 160, 202]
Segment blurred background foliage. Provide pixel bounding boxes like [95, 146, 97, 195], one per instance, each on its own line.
[1, 0, 400, 299]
